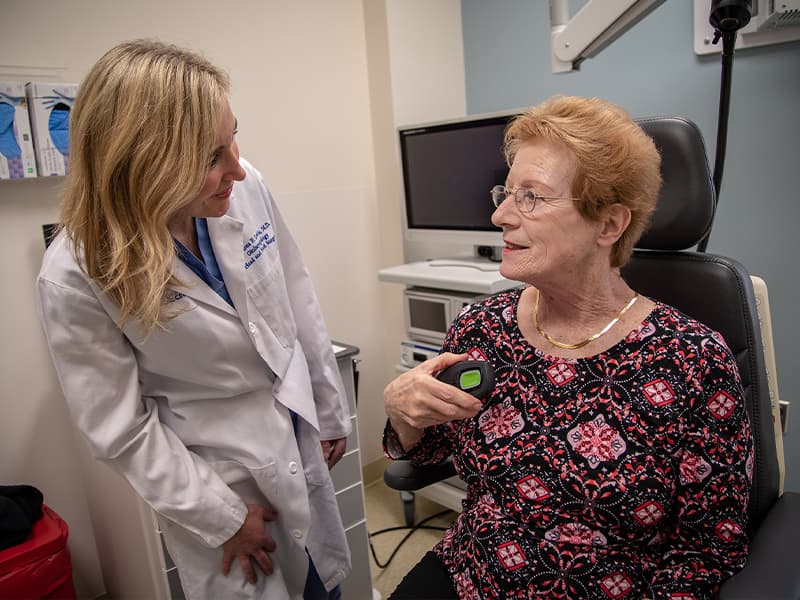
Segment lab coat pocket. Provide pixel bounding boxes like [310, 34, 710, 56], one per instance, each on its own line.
[208, 459, 258, 487]
[211, 459, 282, 509]
[246, 266, 297, 350]
[246, 461, 280, 493]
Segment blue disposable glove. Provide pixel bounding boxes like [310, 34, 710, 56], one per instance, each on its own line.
[0, 102, 22, 160]
[48, 102, 70, 156]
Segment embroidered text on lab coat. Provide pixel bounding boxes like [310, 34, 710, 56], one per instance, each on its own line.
[244, 222, 275, 269]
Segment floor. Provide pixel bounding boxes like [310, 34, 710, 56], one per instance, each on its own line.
[363, 480, 457, 600]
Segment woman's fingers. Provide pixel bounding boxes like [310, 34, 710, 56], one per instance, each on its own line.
[385, 353, 483, 430]
[221, 503, 278, 582]
[419, 352, 470, 376]
[238, 555, 256, 584]
[257, 502, 279, 523]
[252, 548, 274, 576]
[221, 553, 233, 577]
[404, 384, 481, 427]
[322, 437, 347, 468]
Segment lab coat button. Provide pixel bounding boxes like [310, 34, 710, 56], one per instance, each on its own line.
[249, 322, 257, 334]
[292, 529, 303, 539]
[288, 462, 298, 474]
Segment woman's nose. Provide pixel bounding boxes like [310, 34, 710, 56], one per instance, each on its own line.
[229, 161, 246, 182]
[491, 196, 514, 227]
[225, 145, 247, 181]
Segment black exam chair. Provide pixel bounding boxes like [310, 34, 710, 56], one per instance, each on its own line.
[383, 115, 800, 599]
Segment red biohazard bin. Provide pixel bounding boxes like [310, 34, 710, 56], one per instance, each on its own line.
[0, 504, 77, 599]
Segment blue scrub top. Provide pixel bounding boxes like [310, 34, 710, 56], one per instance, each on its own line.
[173, 218, 233, 307]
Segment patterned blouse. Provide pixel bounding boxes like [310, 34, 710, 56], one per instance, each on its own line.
[385, 289, 753, 600]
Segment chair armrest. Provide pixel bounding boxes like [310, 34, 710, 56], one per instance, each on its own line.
[383, 459, 457, 491]
[719, 491, 800, 600]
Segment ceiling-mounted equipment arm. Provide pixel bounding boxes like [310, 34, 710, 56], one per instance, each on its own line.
[549, 0, 666, 73]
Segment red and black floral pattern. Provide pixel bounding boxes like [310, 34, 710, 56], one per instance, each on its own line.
[385, 289, 753, 599]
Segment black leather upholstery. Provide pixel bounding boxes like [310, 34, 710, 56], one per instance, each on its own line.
[630, 117, 781, 534]
[632, 117, 799, 599]
[384, 115, 799, 598]
[622, 252, 779, 532]
[635, 117, 715, 251]
[719, 492, 800, 599]
[383, 457, 457, 491]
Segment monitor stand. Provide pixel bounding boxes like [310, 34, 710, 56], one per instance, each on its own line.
[378, 256, 517, 294]
[426, 256, 502, 272]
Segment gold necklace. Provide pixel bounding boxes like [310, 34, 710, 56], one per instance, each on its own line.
[532, 289, 639, 350]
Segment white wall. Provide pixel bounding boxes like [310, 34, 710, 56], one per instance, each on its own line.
[363, 0, 408, 479]
[357, 0, 468, 481]
[383, 0, 475, 264]
[0, 1, 389, 595]
[386, 0, 467, 127]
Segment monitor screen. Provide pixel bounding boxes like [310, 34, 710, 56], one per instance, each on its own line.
[399, 113, 517, 236]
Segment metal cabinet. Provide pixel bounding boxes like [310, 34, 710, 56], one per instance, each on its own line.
[330, 342, 374, 600]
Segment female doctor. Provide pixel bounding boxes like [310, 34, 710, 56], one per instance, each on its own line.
[36, 39, 351, 600]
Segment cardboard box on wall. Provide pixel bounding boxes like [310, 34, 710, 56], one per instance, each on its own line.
[0, 82, 38, 179]
[25, 82, 78, 177]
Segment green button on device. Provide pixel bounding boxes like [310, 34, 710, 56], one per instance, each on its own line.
[459, 369, 482, 390]
[436, 360, 495, 399]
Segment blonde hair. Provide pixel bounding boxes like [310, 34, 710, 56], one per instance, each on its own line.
[60, 39, 230, 334]
[504, 95, 662, 267]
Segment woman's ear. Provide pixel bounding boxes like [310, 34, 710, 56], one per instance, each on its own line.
[597, 203, 631, 248]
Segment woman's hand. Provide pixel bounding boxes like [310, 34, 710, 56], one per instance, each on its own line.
[221, 503, 279, 584]
[321, 437, 347, 469]
[384, 352, 483, 451]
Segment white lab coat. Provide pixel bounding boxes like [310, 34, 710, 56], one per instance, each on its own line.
[35, 158, 352, 599]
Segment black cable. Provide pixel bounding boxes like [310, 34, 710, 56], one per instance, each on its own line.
[368, 508, 454, 569]
[697, 29, 738, 252]
[698, 0, 752, 252]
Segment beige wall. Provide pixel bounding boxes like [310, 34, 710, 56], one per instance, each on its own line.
[361, 0, 468, 482]
[0, 179, 106, 597]
[0, 0, 396, 595]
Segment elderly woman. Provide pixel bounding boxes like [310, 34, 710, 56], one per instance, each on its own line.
[384, 96, 753, 600]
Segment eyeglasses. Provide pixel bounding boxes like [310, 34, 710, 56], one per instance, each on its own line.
[490, 185, 578, 213]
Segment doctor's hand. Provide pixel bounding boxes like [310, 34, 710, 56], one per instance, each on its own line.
[384, 352, 482, 452]
[221, 503, 278, 585]
[321, 437, 346, 469]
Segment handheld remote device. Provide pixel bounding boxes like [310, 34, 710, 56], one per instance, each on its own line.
[436, 360, 495, 398]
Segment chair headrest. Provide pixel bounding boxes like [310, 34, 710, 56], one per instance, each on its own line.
[634, 116, 715, 251]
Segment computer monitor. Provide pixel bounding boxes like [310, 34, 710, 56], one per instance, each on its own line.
[398, 112, 519, 256]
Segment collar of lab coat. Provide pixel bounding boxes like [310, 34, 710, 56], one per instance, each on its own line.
[170, 215, 246, 319]
[167, 210, 294, 383]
